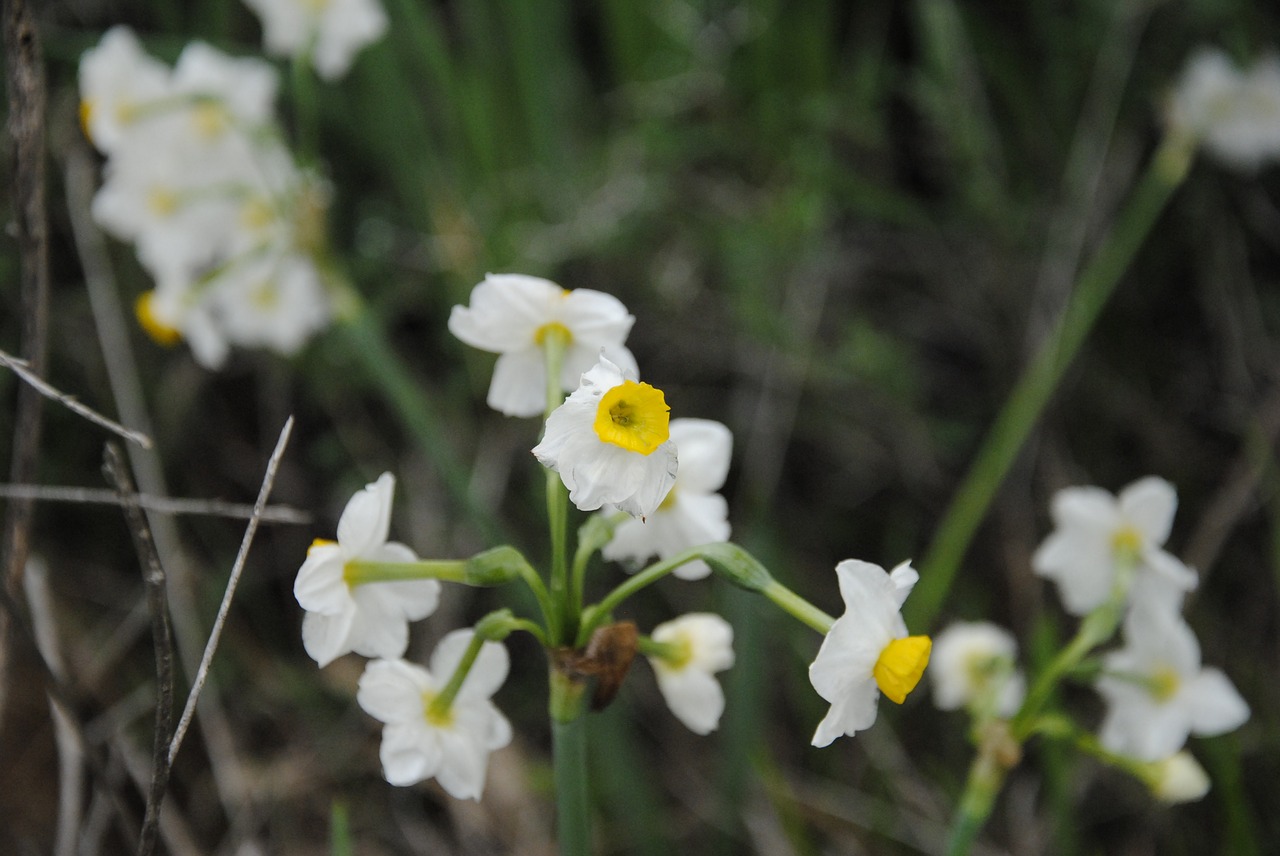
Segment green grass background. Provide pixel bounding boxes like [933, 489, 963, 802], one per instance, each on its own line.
[3, 0, 1279, 853]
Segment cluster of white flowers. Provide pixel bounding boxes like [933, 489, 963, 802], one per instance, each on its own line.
[1169, 47, 1280, 171]
[79, 27, 335, 368]
[929, 476, 1249, 803]
[452, 274, 740, 732]
[293, 473, 512, 799]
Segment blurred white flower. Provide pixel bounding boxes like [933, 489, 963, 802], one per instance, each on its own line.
[532, 354, 677, 518]
[293, 473, 440, 667]
[78, 26, 172, 156]
[356, 630, 512, 799]
[1147, 751, 1211, 804]
[809, 560, 931, 747]
[1169, 47, 1280, 171]
[449, 273, 638, 417]
[929, 621, 1025, 718]
[1096, 604, 1249, 762]
[242, 0, 389, 81]
[1032, 477, 1197, 615]
[603, 418, 731, 579]
[647, 613, 735, 735]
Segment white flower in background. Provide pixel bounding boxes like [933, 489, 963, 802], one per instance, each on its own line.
[170, 41, 280, 138]
[1147, 751, 1211, 804]
[603, 418, 731, 580]
[1169, 47, 1280, 171]
[929, 621, 1025, 717]
[213, 249, 333, 356]
[1095, 604, 1249, 762]
[78, 26, 172, 156]
[356, 630, 512, 799]
[647, 613, 735, 735]
[293, 473, 440, 667]
[448, 274, 638, 417]
[1032, 477, 1197, 615]
[809, 560, 932, 747]
[532, 354, 677, 518]
[242, 0, 389, 81]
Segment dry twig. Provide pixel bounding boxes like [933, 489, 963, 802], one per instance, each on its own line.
[168, 416, 294, 767]
[0, 349, 153, 449]
[102, 444, 176, 856]
[0, 483, 310, 524]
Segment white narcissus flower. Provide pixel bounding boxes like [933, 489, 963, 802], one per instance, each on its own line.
[647, 613, 735, 735]
[1032, 476, 1198, 616]
[929, 621, 1025, 718]
[293, 473, 440, 667]
[448, 274, 638, 417]
[532, 354, 677, 519]
[242, 0, 388, 81]
[1096, 604, 1249, 762]
[603, 418, 732, 580]
[809, 560, 932, 747]
[356, 630, 512, 799]
[1168, 47, 1280, 172]
[78, 26, 173, 156]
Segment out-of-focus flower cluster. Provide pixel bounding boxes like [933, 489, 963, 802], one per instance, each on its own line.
[927, 476, 1249, 804]
[79, 27, 337, 367]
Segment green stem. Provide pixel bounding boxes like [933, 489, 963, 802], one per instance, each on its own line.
[1011, 597, 1123, 740]
[289, 48, 319, 165]
[905, 137, 1193, 629]
[946, 751, 1007, 856]
[761, 580, 836, 634]
[577, 548, 702, 646]
[542, 327, 571, 644]
[426, 631, 486, 720]
[344, 559, 467, 584]
[335, 307, 503, 544]
[550, 670, 590, 856]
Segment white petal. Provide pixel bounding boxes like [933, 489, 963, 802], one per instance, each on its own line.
[435, 727, 488, 800]
[357, 659, 431, 723]
[346, 592, 410, 660]
[1183, 669, 1250, 736]
[447, 273, 563, 352]
[810, 679, 879, 747]
[380, 722, 441, 787]
[301, 607, 355, 667]
[653, 666, 725, 735]
[293, 545, 349, 613]
[667, 419, 733, 494]
[337, 473, 395, 557]
[556, 288, 634, 344]
[487, 349, 548, 417]
[1119, 477, 1178, 547]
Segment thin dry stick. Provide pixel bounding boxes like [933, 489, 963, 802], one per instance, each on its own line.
[102, 443, 176, 856]
[24, 557, 84, 856]
[0, 483, 310, 524]
[0, 350, 153, 449]
[168, 416, 293, 767]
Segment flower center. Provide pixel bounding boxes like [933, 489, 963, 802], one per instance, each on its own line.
[134, 292, 182, 346]
[593, 380, 670, 455]
[534, 321, 572, 347]
[1111, 524, 1144, 558]
[422, 691, 455, 727]
[873, 635, 932, 704]
[1149, 665, 1181, 702]
[147, 187, 179, 218]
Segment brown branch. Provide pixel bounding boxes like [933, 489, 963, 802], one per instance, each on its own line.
[102, 444, 176, 856]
